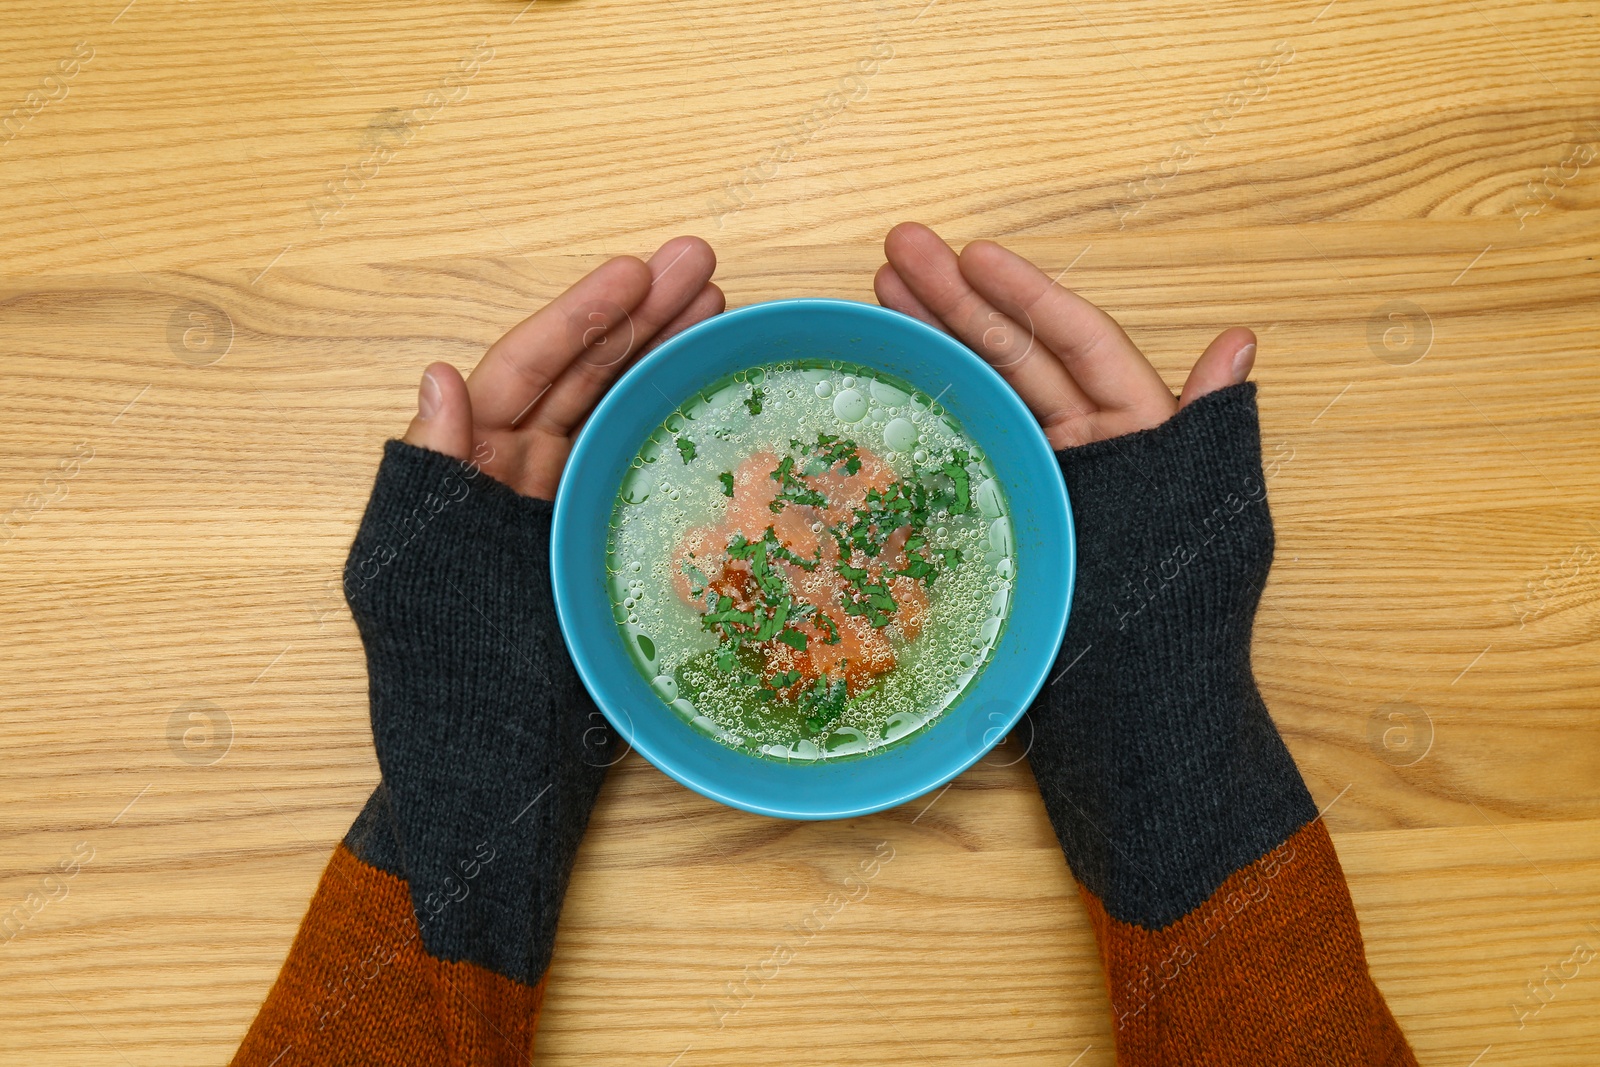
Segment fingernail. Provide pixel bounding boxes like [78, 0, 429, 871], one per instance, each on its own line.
[417, 370, 442, 420]
[1231, 343, 1257, 381]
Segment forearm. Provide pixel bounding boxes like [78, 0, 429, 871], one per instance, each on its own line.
[1030, 384, 1414, 1065]
[233, 442, 609, 1066]
[231, 809, 542, 1066]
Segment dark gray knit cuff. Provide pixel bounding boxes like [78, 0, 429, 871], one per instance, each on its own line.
[1027, 383, 1316, 929]
[342, 440, 612, 984]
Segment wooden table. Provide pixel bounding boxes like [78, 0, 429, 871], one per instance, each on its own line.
[3, 1, 1597, 1063]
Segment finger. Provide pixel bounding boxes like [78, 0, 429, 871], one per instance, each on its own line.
[401, 362, 473, 461]
[524, 236, 719, 435]
[1179, 327, 1256, 409]
[873, 262, 946, 332]
[564, 283, 728, 445]
[883, 223, 1097, 432]
[957, 239, 1173, 422]
[638, 281, 726, 357]
[466, 254, 654, 429]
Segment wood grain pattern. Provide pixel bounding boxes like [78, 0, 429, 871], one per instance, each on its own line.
[2, 0, 1598, 1063]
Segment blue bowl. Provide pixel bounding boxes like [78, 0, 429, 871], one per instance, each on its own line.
[551, 298, 1074, 819]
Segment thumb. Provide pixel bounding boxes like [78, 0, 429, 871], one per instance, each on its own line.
[1178, 327, 1256, 409]
[402, 361, 473, 460]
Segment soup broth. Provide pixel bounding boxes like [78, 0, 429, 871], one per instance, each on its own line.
[607, 360, 1014, 762]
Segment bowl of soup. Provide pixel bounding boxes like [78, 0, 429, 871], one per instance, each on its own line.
[551, 298, 1073, 819]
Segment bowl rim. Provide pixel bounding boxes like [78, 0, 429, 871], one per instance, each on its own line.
[551, 296, 1073, 819]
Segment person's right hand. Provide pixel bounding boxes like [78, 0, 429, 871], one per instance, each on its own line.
[877, 238, 1418, 1067]
[873, 222, 1256, 449]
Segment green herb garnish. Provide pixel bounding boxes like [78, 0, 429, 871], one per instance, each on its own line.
[937, 448, 972, 514]
[676, 435, 697, 464]
[840, 479, 926, 558]
[768, 455, 828, 513]
[790, 432, 861, 476]
[800, 674, 850, 734]
[762, 526, 820, 571]
[682, 560, 710, 596]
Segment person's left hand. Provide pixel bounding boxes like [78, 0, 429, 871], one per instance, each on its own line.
[403, 235, 724, 500]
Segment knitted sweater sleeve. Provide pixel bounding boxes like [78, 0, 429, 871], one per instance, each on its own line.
[1026, 383, 1417, 1066]
[231, 441, 612, 1067]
